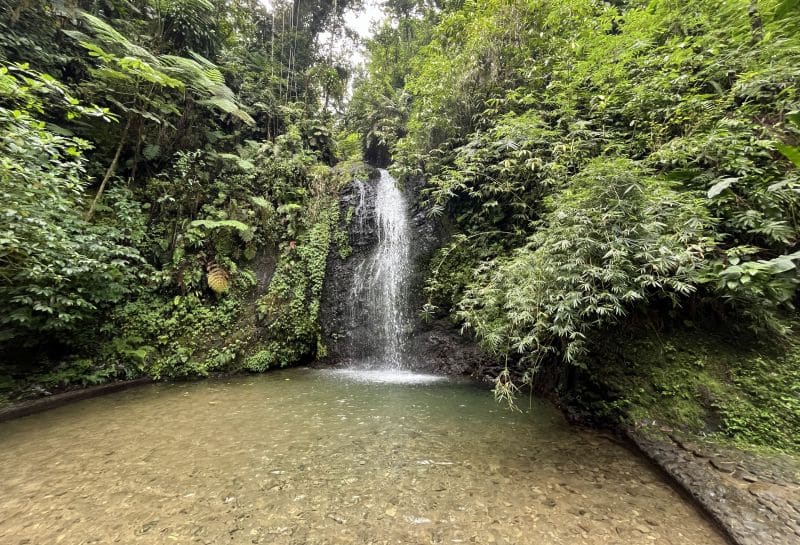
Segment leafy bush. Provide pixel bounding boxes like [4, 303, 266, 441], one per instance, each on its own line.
[0, 64, 143, 344]
[107, 293, 243, 379]
[457, 159, 714, 365]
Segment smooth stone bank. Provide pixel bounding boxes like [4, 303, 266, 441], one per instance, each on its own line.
[629, 427, 800, 545]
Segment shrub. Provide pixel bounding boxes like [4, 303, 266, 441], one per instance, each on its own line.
[458, 158, 715, 366]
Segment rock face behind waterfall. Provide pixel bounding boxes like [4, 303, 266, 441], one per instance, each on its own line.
[320, 166, 492, 376]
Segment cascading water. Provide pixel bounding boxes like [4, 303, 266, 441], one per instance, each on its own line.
[324, 167, 482, 382]
[348, 169, 412, 369]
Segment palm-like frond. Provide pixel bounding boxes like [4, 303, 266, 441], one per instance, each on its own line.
[188, 52, 226, 86]
[161, 55, 255, 125]
[78, 12, 158, 63]
[65, 9, 254, 126]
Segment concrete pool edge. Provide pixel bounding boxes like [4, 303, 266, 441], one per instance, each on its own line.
[0, 377, 152, 422]
[627, 426, 800, 545]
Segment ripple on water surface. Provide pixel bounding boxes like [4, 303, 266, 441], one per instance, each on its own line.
[0, 368, 727, 545]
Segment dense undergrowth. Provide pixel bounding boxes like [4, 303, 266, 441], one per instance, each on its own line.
[346, 0, 800, 452]
[0, 0, 363, 403]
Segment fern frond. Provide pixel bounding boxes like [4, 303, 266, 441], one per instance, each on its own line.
[189, 52, 226, 85]
[199, 97, 256, 125]
[79, 12, 157, 62]
[160, 55, 253, 124]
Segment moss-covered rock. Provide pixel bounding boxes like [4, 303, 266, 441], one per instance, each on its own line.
[574, 325, 800, 454]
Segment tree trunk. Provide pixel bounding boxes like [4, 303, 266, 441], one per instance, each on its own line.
[86, 116, 132, 221]
[749, 0, 763, 44]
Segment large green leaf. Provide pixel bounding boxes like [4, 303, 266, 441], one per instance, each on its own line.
[775, 0, 800, 20]
[190, 219, 251, 233]
[707, 178, 737, 199]
[777, 144, 800, 168]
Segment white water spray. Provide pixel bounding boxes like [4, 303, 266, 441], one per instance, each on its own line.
[348, 169, 412, 369]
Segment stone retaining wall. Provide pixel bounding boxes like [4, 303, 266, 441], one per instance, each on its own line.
[0, 378, 152, 422]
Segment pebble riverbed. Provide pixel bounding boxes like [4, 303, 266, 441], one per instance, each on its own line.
[0, 368, 729, 545]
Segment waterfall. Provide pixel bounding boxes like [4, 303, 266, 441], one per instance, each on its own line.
[348, 169, 412, 368]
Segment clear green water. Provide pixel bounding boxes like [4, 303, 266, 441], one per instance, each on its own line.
[0, 368, 726, 544]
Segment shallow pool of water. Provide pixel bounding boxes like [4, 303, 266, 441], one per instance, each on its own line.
[0, 368, 726, 544]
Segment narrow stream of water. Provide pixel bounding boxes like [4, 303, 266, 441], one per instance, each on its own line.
[348, 169, 412, 368]
[0, 370, 727, 544]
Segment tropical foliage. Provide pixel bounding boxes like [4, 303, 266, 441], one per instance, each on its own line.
[0, 0, 360, 397]
[354, 0, 800, 358]
[0, 64, 139, 341]
[347, 0, 800, 442]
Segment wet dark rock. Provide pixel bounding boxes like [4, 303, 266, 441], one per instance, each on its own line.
[710, 458, 737, 474]
[403, 318, 494, 375]
[319, 168, 379, 363]
[364, 141, 391, 168]
[251, 246, 278, 297]
[319, 167, 494, 376]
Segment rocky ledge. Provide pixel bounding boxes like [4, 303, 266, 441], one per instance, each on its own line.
[628, 426, 800, 545]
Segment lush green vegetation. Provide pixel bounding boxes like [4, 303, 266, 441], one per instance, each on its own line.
[580, 325, 800, 452]
[346, 0, 800, 451]
[2, 0, 799, 453]
[0, 0, 361, 402]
